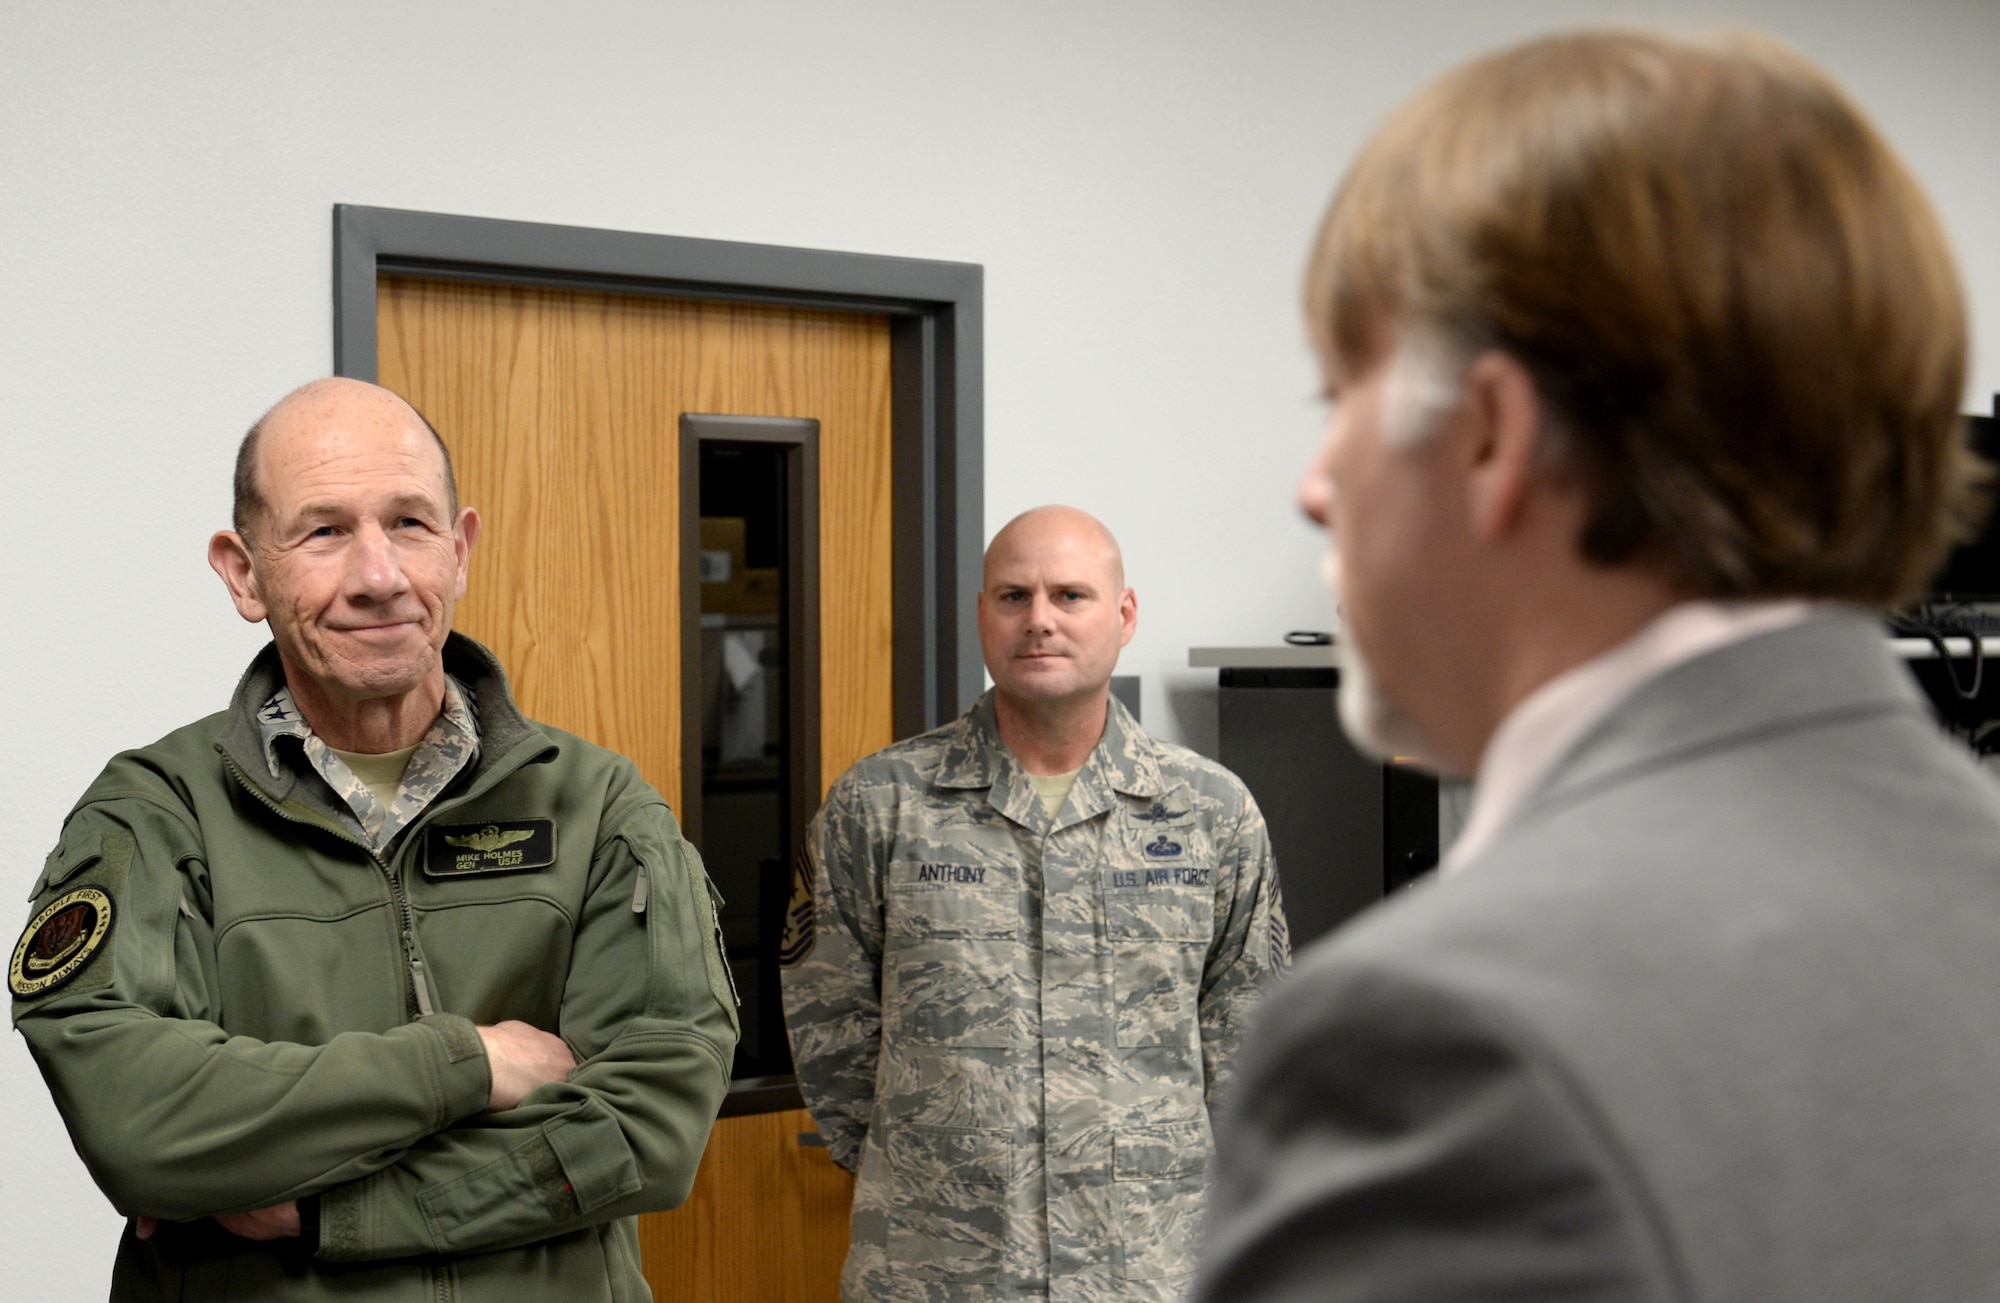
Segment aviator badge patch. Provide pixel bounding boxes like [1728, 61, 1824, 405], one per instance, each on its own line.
[426, 820, 556, 876]
[10, 887, 114, 998]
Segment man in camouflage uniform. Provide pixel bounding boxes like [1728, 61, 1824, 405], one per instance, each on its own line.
[12, 378, 737, 1301]
[782, 505, 1290, 1302]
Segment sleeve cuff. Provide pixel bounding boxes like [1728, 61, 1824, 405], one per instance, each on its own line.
[829, 1131, 865, 1174]
[314, 1016, 489, 1262]
[415, 1013, 491, 1121]
[315, 1168, 384, 1261]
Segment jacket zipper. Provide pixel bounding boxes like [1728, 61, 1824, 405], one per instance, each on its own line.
[219, 753, 435, 1019]
[221, 750, 511, 1298]
[219, 736, 553, 1016]
[383, 851, 434, 1018]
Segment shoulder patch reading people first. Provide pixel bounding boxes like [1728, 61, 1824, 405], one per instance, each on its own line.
[426, 820, 557, 876]
[10, 887, 114, 998]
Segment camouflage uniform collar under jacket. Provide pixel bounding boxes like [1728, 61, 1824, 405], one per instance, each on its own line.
[936, 691, 1165, 829]
[253, 676, 480, 850]
[212, 632, 555, 846]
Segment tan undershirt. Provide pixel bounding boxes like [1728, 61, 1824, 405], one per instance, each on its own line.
[328, 743, 421, 814]
[1026, 766, 1084, 819]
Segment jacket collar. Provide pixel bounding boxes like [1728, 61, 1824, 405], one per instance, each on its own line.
[935, 690, 1164, 828]
[1513, 609, 1925, 835]
[214, 631, 553, 819]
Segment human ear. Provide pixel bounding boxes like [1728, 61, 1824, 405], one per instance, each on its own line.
[452, 507, 483, 599]
[208, 531, 269, 624]
[1461, 351, 1547, 544]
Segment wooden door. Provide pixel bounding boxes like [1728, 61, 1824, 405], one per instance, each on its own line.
[376, 275, 891, 1301]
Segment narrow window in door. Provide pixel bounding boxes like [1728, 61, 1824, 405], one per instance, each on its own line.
[682, 415, 822, 1082]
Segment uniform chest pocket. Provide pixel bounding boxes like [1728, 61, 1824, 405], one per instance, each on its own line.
[1103, 881, 1213, 943]
[887, 875, 1019, 940]
[1103, 885, 1212, 1050]
[885, 876, 1019, 1049]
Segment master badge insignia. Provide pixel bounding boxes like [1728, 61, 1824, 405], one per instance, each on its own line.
[446, 826, 533, 853]
[10, 887, 114, 999]
[779, 842, 817, 967]
[1144, 834, 1184, 858]
[426, 819, 556, 876]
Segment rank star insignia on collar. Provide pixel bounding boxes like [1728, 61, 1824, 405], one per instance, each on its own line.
[1134, 800, 1188, 824]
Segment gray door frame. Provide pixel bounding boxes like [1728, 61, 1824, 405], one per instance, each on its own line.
[331, 203, 983, 738]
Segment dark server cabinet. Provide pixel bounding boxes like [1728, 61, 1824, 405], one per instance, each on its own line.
[1217, 666, 1439, 949]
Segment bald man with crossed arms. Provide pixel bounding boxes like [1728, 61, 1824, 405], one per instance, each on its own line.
[12, 378, 737, 1302]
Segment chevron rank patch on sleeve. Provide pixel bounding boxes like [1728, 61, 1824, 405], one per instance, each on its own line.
[779, 841, 817, 967]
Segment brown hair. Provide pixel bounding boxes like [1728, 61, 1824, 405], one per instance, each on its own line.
[1307, 29, 1979, 605]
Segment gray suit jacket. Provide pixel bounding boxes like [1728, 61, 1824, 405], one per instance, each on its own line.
[1197, 613, 2000, 1301]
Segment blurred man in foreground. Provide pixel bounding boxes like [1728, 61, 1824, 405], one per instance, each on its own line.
[1199, 30, 2000, 1301]
[785, 505, 1290, 1301]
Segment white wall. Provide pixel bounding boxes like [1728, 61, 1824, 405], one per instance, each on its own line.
[2, 1, 1995, 1294]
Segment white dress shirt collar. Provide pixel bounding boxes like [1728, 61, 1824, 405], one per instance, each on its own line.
[1441, 598, 1818, 874]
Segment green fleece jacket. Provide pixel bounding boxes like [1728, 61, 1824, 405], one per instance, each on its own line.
[12, 634, 738, 1301]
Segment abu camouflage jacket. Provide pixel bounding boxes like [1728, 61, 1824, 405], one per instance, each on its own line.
[781, 693, 1290, 1303]
[11, 634, 738, 1302]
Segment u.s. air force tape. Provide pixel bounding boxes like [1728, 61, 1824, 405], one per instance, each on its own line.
[10, 887, 114, 998]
